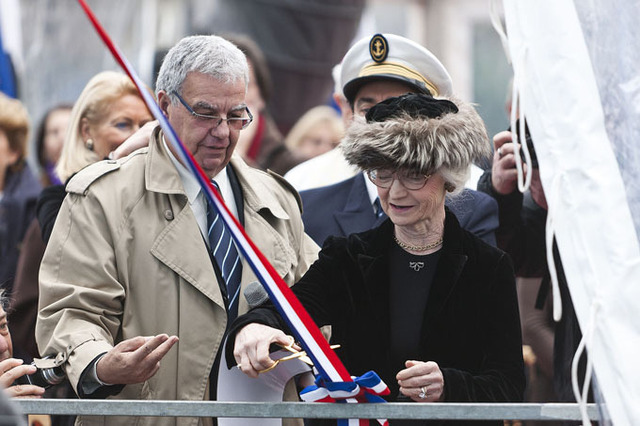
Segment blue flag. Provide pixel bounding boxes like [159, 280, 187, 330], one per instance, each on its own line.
[0, 19, 17, 98]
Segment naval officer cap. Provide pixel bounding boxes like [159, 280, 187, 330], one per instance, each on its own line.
[341, 33, 453, 104]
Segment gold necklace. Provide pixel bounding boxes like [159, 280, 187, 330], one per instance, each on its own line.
[393, 235, 443, 252]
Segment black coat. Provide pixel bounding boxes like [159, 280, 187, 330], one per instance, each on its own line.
[0, 166, 41, 292]
[229, 211, 525, 425]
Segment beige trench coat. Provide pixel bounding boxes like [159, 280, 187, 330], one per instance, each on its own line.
[36, 129, 319, 426]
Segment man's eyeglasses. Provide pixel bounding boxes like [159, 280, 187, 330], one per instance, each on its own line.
[172, 91, 253, 130]
[367, 169, 431, 190]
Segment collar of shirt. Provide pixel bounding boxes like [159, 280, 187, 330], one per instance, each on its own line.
[162, 135, 239, 239]
[363, 172, 380, 212]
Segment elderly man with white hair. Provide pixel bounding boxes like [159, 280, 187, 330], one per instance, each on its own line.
[37, 35, 318, 426]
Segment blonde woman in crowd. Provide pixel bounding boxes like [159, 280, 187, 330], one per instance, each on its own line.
[284, 105, 343, 162]
[55, 71, 152, 183]
[32, 71, 152, 243]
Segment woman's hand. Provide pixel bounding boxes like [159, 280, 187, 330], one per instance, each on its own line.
[396, 360, 444, 402]
[0, 358, 46, 398]
[233, 323, 296, 378]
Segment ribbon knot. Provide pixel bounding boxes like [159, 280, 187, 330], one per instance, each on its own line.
[300, 371, 390, 425]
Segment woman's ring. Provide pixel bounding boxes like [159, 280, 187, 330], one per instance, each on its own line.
[418, 386, 427, 399]
[497, 147, 503, 158]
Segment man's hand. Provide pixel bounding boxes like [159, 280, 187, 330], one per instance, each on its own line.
[96, 334, 178, 385]
[0, 358, 46, 398]
[491, 131, 527, 195]
[233, 323, 296, 379]
[396, 360, 444, 403]
[108, 121, 157, 160]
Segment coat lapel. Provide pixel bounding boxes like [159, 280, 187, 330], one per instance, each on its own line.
[150, 198, 225, 309]
[229, 157, 298, 314]
[422, 213, 468, 339]
[355, 221, 395, 350]
[334, 174, 379, 237]
[146, 129, 226, 309]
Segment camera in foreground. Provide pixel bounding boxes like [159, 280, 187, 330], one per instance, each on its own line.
[14, 363, 65, 389]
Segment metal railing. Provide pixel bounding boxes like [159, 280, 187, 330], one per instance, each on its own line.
[15, 400, 599, 421]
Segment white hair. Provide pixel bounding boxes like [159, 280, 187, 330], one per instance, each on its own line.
[156, 35, 249, 101]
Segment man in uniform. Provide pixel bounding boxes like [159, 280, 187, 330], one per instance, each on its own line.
[36, 35, 318, 426]
[298, 34, 499, 247]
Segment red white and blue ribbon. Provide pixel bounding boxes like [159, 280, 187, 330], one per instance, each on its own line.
[301, 371, 390, 426]
[300, 371, 389, 404]
[77, 2, 387, 424]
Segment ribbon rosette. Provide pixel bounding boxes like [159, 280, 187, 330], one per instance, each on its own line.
[301, 371, 390, 425]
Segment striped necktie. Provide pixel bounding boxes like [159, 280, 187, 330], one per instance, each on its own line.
[373, 197, 385, 218]
[207, 180, 242, 320]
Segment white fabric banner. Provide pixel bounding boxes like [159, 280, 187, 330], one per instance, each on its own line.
[502, 1, 640, 425]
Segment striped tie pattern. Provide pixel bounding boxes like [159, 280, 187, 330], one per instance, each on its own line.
[207, 181, 242, 320]
[373, 197, 385, 218]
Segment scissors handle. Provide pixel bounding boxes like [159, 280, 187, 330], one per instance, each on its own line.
[257, 344, 341, 374]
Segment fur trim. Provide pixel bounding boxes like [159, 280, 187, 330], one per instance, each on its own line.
[341, 97, 491, 176]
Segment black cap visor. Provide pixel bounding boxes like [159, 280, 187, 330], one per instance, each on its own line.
[343, 74, 432, 105]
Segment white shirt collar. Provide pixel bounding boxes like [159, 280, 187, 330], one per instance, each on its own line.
[363, 171, 379, 205]
[162, 135, 237, 218]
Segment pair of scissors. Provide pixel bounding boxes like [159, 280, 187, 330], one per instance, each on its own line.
[256, 343, 341, 374]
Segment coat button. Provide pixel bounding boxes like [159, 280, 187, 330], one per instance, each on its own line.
[164, 209, 174, 221]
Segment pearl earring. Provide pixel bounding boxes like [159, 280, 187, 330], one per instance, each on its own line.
[86, 139, 94, 151]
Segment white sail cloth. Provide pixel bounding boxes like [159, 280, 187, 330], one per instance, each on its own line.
[502, 1, 640, 425]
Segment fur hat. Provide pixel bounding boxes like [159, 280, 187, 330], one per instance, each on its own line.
[341, 93, 491, 191]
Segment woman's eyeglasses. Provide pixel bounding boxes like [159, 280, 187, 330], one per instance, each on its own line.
[367, 169, 431, 190]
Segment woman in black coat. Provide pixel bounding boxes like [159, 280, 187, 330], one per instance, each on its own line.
[229, 94, 525, 424]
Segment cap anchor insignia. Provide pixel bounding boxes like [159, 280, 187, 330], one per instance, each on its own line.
[369, 34, 389, 63]
[341, 33, 453, 104]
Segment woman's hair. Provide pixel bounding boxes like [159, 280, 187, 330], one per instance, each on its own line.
[56, 71, 140, 182]
[284, 105, 344, 150]
[0, 93, 30, 173]
[35, 104, 73, 168]
[156, 35, 249, 103]
[341, 93, 491, 194]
